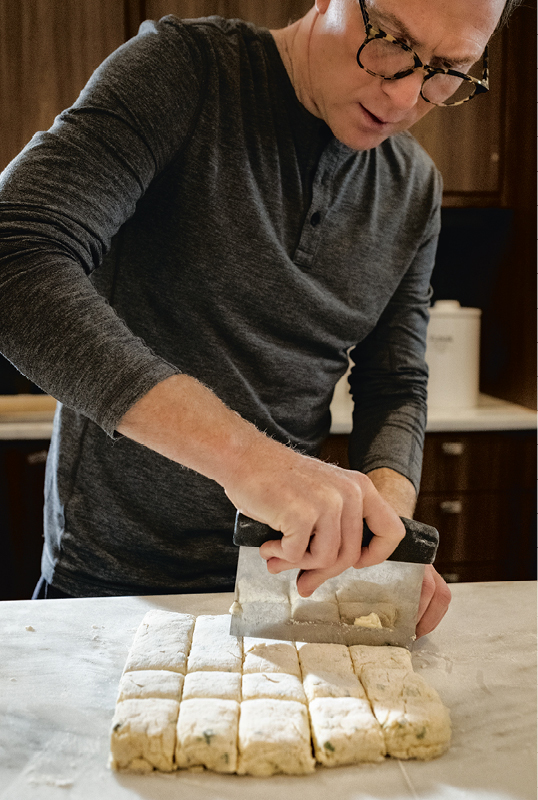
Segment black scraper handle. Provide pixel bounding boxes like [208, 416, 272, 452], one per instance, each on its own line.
[233, 511, 439, 564]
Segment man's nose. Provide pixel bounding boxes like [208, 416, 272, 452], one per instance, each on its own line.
[380, 70, 425, 109]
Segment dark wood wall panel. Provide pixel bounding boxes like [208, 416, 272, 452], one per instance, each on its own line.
[482, 0, 537, 409]
[143, 0, 312, 28]
[0, 0, 126, 171]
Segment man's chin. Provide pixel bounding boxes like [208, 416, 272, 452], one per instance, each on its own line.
[333, 127, 391, 152]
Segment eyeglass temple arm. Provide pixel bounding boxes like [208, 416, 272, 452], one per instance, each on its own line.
[482, 44, 489, 83]
[358, 0, 370, 29]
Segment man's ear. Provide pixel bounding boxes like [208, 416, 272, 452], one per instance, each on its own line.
[315, 0, 331, 14]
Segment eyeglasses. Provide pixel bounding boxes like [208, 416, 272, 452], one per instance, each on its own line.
[356, 0, 489, 107]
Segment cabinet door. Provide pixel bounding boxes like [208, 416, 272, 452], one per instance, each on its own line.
[410, 31, 503, 200]
[0, 0, 126, 171]
[0, 441, 49, 600]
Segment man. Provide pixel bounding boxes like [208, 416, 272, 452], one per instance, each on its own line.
[0, 0, 509, 634]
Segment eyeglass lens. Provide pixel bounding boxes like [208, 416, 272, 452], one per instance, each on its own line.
[359, 39, 478, 105]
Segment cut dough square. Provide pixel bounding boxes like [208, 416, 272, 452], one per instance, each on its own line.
[109, 698, 179, 772]
[349, 644, 412, 678]
[242, 672, 306, 704]
[183, 671, 241, 702]
[359, 667, 451, 760]
[298, 642, 356, 674]
[298, 642, 365, 701]
[308, 697, 386, 766]
[237, 699, 315, 775]
[243, 636, 291, 653]
[175, 698, 239, 773]
[187, 615, 243, 673]
[117, 670, 184, 702]
[123, 610, 195, 675]
[339, 602, 397, 628]
[242, 641, 300, 677]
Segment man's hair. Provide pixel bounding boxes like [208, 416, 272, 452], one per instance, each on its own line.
[498, 0, 525, 28]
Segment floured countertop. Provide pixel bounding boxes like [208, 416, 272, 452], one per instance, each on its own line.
[0, 582, 535, 800]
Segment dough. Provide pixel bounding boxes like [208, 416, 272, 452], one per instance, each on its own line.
[242, 672, 306, 704]
[358, 667, 452, 760]
[349, 644, 413, 677]
[123, 610, 195, 675]
[117, 670, 184, 702]
[175, 698, 239, 773]
[298, 642, 365, 701]
[339, 602, 396, 628]
[242, 641, 301, 677]
[187, 615, 243, 673]
[109, 698, 179, 772]
[111, 614, 451, 775]
[183, 671, 241, 702]
[353, 612, 383, 629]
[243, 636, 291, 652]
[308, 697, 386, 766]
[237, 699, 315, 775]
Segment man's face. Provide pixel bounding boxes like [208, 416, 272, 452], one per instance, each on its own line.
[306, 0, 505, 151]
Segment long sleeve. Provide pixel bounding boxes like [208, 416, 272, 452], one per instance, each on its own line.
[347, 180, 442, 493]
[0, 19, 205, 435]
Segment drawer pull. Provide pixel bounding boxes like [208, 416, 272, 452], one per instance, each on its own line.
[26, 450, 48, 465]
[441, 441, 465, 456]
[439, 500, 462, 514]
[442, 573, 461, 583]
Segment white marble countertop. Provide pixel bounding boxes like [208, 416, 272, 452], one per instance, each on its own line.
[0, 392, 535, 441]
[0, 581, 536, 800]
[329, 391, 537, 434]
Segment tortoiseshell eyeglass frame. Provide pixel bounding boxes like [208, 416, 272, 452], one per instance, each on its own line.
[356, 0, 489, 107]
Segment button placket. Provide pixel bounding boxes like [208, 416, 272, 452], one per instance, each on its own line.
[293, 144, 342, 269]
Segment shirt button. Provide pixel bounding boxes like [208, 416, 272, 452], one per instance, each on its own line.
[310, 211, 321, 227]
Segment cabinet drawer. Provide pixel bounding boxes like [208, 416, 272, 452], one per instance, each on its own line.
[415, 492, 507, 564]
[420, 431, 535, 493]
[0, 440, 49, 600]
[433, 561, 511, 583]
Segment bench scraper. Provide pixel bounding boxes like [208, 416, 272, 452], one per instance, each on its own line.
[230, 512, 438, 649]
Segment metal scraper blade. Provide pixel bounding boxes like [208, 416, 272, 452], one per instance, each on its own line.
[229, 545, 424, 649]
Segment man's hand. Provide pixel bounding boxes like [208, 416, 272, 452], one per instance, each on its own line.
[225, 450, 406, 597]
[118, 375, 405, 596]
[366, 468, 452, 638]
[415, 564, 452, 638]
[118, 375, 446, 622]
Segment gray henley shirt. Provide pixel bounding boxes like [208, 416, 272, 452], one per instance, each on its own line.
[0, 16, 442, 596]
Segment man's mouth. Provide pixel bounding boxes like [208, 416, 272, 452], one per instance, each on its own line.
[359, 104, 390, 127]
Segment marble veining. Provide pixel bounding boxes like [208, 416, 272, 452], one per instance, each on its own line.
[0, 583, 535, 799]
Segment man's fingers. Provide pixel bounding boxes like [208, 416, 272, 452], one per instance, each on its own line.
[415, 565, 452, 638]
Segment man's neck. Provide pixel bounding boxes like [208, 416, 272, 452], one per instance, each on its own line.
[270, 9, 320, 117]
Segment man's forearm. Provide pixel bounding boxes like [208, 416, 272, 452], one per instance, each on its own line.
[365, 467, 417, 518]
[117, 373, 264, 488]
[116, 374, 407, 595]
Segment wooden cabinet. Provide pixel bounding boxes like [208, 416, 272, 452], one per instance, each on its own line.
[0, 440, 49, 600]
[321, 430, 536, 583]
[416, 431, 536, 582]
